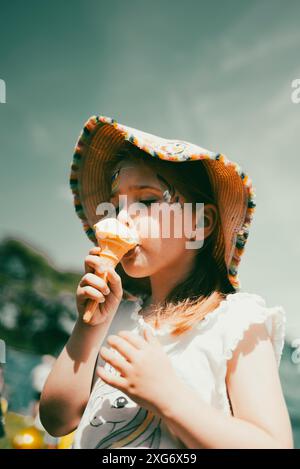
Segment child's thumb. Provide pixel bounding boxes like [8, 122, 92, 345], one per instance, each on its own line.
[89, 246, 102, 255]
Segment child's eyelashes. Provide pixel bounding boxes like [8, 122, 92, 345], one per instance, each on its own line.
[114, 199, 158, 214]
[140, 199, 158, 206]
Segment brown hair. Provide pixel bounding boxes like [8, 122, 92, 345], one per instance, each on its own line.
[104, 141, 236, 337]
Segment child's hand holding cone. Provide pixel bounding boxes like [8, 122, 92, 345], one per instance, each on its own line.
[76, 246, 124, 327]
[76, 218, 139, 325]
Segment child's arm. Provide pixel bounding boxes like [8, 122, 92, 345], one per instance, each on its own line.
[40, 249, 123, 437]
[157, 323, 294, 449]
[39, 318, 113, 437]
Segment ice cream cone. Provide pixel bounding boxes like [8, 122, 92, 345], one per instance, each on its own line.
[83, 218, 139, 323]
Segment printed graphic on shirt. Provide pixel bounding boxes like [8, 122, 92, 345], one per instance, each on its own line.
[76, 379, 162, 448]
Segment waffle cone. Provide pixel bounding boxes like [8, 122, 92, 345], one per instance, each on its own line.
[99, 237, 138, 264]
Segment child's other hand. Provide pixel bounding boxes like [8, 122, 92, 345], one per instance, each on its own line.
[76, 247, 123, 326]
[96, 327, 180, 416]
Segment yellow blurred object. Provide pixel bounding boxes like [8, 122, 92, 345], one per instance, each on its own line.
[57, 430, 75, 449]
[11, 425, 44, 449]
[1, 397, 8, 415]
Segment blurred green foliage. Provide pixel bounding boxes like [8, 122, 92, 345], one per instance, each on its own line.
[0, 238, 80, 355]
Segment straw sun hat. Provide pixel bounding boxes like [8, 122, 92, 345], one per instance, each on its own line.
[69, 115, 256, 292]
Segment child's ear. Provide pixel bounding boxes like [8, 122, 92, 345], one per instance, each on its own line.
[203, 204, 218, 236]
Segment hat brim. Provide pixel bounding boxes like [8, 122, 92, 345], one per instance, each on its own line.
[70, 115, 256, 292]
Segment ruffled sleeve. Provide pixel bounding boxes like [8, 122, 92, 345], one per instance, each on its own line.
[219, 292, 287, 368]
[204, 292, 288, 416]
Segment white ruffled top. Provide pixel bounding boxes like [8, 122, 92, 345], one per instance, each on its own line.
[72, 291, 287, 449]
[130, 292, 286, 358]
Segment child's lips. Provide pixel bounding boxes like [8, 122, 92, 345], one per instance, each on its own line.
[123, 244, 140, 258]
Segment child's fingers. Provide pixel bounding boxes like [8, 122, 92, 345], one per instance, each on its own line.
[83, 256, 123, 301]
[84, 254, 107, 275]
[84, 255, 95, 274]
[89, 246, 102, 256]
[79, 286, 106, 303]
[80, 273, 110, 296]
[106, 268, 123, 299]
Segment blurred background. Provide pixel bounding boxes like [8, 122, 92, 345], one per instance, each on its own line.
[0, 0, 299, 449]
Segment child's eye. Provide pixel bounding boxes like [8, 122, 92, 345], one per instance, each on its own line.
[139, 199, 157, 206]
[114, 200, 157, 214]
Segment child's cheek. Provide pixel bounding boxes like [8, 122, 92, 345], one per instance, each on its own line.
[137, 215, 161, 241]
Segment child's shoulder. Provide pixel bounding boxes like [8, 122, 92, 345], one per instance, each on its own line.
[190, 291, 286, 370]
[212, 291, 287, 368]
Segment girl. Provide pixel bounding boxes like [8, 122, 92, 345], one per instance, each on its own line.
[40, 115, 294, 449]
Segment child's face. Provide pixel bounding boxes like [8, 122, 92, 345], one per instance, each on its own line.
[109, 159, 200, 280]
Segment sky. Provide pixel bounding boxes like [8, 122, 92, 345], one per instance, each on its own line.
[0, 0, 299, 339]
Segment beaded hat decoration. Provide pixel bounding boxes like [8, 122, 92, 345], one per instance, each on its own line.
[69, 115, 256, 291]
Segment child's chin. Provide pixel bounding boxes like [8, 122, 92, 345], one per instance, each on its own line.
[121, 261, 149, 278]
